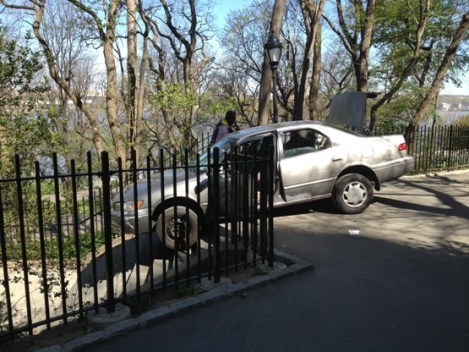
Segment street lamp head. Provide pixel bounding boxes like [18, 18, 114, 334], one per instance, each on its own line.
[264, 32, 282, 123]
[264, 33, 283, 66]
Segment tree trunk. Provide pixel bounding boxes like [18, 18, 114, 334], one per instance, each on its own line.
[331, 0, 376, 93]
[296, 0, 325, 121]
[258, 0, 286, 125]
[103, 0, 127, 165]
[258, 62, 273, 126]
[294, 1, 314, 121]
[136, 4, 150, 164]
[309, 19, 322, 120]
[356, 0, 375, 92]
[127, 0, 139, 165]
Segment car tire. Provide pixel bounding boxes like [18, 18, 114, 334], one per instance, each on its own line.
[155, 206, 198, 251]
[332, 173, 373, 214]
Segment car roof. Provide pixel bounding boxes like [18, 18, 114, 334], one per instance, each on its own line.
[228, 120, 325, 141]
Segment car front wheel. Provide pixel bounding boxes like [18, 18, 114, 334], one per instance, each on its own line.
[155, 206, 198, 251]
[332, 173, 373, 214]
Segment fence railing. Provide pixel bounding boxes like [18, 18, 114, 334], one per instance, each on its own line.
[373, 124, 469, 174]
[0, 146, 275, 340]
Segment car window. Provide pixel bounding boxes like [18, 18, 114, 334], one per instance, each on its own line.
[281, 129, 330, 158]
[238, 135, 274, 157]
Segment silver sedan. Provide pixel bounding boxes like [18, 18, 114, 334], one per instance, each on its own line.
[111, 121, 414, 249]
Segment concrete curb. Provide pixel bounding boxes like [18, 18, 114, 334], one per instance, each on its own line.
[37, 251, 313, 352]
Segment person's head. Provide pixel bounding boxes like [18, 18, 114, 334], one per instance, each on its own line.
[225, 110, 236, 125]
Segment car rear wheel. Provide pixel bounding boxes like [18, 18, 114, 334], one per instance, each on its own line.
[332, 173, 373, 214]
[155, 206, 198, 251]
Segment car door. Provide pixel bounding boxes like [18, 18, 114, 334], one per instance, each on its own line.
[218, 133, 277, 217]
[278, 128, 347, 202]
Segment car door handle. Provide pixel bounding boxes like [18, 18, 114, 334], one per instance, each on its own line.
[331, 157, 342, 161]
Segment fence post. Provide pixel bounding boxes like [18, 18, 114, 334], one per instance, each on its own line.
[16, 155, 33, 333]
[0, 187, 14, 337]
[268, 144, 275, 267]
[448, 125, 454, 171]
[259, 150, 267, 263]
[101, 151, 115, 313]
[212, 148, 221, 283]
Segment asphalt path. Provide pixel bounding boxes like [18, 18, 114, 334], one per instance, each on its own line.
[89, 170, 469, 352]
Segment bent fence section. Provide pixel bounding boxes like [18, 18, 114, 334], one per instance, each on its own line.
[0, 147, 275, 340]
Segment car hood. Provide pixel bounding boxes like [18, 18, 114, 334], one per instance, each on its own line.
[118, 168, 205, 201]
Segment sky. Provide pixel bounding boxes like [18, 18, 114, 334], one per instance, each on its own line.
[440, 78, 469, 96]
[212, 0, 467, 96]
[213, 0, 245, 27]
[212, 0, 247, 32]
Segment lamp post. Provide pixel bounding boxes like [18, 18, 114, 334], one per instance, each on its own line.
[264, 33, 283, 123]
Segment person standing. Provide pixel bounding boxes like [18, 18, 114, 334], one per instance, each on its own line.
[210, 110, 238, 144]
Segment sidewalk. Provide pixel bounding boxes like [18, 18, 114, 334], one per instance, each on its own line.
[37, 251, 313, 352]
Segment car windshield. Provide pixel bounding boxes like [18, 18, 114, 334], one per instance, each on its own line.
[197, 138, 234, 170]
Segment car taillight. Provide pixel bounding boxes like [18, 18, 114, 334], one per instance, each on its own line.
[398, 143, 407, 151]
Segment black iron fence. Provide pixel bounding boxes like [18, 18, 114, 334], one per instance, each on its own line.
[0, 146, 275, 340]
[374, 124, 469, 174]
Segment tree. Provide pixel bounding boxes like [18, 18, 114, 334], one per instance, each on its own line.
[323, 0, 376, 94]
[308, 0, 324, 120]
[294, 0, 325, 121]
[1, 0, 467, 160]
[453, 113, 469, 127]
[67, 0, 126, 163]
[222, 0, 324, 124]
[126, 0, 143, 165]
[366, 0, 435, 131]
[0, 0, 111, 160]
[258, 0, 286, 125]
[405, 10, 469, 141]
[0, 0, 154, 166]
[39, 0, 98, 170]
[0, 29, 43, 112]
[142, 0, 217, 152]
[0, 26, 57, 176]
[219, 3, 271, 126]
[219, 0, 333, 125]
[312, 45, 355, 119]
[322, 0, 468, 134]
[366, 1, 469, 134]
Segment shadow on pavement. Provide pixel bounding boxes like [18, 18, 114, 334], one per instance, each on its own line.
[273, 199, 337, 218]
[377, 178, 469, 220]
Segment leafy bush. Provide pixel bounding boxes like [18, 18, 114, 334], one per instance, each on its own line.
[4, 231, 107, 263]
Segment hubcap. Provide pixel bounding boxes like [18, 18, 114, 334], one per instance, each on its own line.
[165, 216, 192, 250]
[343, 182, 367, 207]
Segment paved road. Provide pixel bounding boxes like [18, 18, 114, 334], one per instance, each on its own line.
[89, 171, 469, 352]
